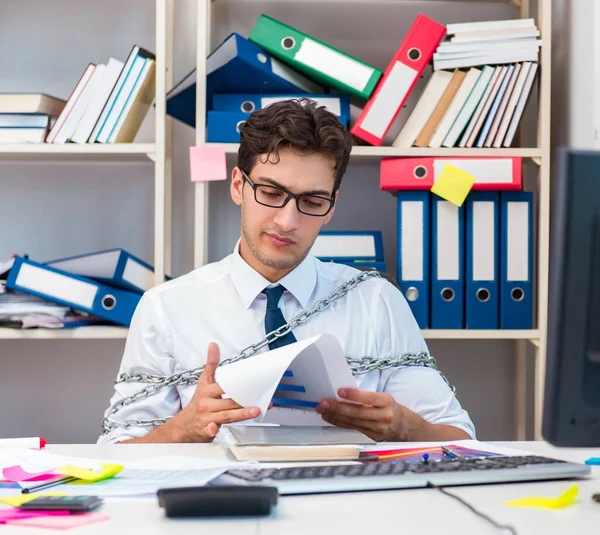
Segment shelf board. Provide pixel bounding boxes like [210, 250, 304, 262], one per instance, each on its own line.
[0, 327, 539, 340]
[0, 143, 156, 162]
[0, 326, 129, 340]
[211, 143, 542, 163]
[422, 329, 540, 340]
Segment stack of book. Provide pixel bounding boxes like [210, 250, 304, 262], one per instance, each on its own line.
[392, 18, 540, 149]
[166, 14, 539, 149]
[0, 95, 65, 144]
[0, 248, 167, 329]
[46, 45, 156, 144]
[0, 45, 155, 145]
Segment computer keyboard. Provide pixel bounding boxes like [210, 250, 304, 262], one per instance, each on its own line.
[215, 455, 591, 495]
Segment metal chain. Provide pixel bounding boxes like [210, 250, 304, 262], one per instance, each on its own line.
[102, 271, 454, 433]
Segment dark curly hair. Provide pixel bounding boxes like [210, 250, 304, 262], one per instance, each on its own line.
[237, 98, 354, 193]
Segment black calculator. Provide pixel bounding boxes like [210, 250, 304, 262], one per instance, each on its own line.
[18, 496, 103, 512]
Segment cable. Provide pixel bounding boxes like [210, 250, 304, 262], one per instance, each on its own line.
[428, 483, 518, 535]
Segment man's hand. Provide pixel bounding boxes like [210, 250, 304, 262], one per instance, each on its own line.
[122, 342, 261, 444]
[316, 388, 470, 442]
[168, 342, 261, 442]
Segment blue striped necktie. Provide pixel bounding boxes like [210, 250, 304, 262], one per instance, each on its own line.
[262, 285, 297, 350]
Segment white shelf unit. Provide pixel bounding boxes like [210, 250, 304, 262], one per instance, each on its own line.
[0, 0, 172, 340]
[0, 327, 539, 341]
[192, 0, 551, 439]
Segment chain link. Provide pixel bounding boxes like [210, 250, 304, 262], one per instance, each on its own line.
[102, 271, 454, 433]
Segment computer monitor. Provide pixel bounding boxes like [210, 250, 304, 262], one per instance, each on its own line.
[543, 148, 600, 447]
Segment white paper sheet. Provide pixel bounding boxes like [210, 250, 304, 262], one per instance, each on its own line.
[3, 450, 257, 497]
[19, 468, 234, 497]
[214, 333, 357, 422]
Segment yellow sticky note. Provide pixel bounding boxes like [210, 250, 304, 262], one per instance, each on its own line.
[0, 492, 67, 508]
[59, 463, 123, 483]
[430, 164, 475, 207]
[507, 484, 579, 509]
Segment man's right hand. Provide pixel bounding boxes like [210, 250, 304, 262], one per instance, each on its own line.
[120, 342, 261, 444]
[166, 342, 261, 442]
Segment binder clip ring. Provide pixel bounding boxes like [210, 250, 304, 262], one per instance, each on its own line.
[407, 47, 422, 62]
[236, 121, 246, 133]
[511, 288, 525, 302]
[281, 36, 296, 50]
[102, 295, 117, 311]
[441, 288, 455, 302]
[413, 165, 428, 179]
[405, 287, 419, 302]
[240, 101, 255, 113]
[476, 288, 490, 303]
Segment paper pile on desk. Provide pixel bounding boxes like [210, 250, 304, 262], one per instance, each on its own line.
[0, 449, 254, 497]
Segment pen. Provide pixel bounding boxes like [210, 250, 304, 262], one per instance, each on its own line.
[441, 445, 464, 459]
[21, 476, 78, 494]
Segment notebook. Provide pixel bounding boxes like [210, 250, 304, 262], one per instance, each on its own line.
[217, 425, 375, 462]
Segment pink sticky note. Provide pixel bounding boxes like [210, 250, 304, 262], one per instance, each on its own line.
[189, 146, 227, 182]
[8, 512, 109, 530]
[0, 509, 69, 524]
[3, 465, 63, 483]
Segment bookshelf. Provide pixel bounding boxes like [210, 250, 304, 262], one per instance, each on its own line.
[0, 327, 539, 341]
[192, 0, 551, 439]
[0, 143, 156, 162]
[0, 0, 172, 338]
[210, 143, 543, 160]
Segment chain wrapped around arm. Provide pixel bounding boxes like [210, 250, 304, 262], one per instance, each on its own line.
[102, 271, 455, 433]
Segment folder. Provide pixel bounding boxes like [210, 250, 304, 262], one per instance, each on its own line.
[396, 192, 430, 328]
[167, 33, 324, 128]
[45, 248, 164, 294]
[500, 191, 533, 329]
[465, 192, 499, 329]
[207, 111, 249, 143]
[249, 15, 382, 100]
[431, 199, 464, 329]
[212, 93, 350, 126]
[310, 231, 386, 272]
[380, 157, 522, 191]
[6, 257, 142, 327]
[208, 110, 348, 143]
[351, 14, 446, 146]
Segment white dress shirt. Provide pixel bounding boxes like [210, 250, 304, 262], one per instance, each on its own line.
[98, 244, 475, 444]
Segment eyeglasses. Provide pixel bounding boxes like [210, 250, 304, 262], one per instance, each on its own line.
[241, 171, 335, 217]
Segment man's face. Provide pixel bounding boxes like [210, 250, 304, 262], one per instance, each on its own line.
[231, 147, 338, 281]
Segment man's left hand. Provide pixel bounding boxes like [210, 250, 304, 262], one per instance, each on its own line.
[316, 389, 411, 442]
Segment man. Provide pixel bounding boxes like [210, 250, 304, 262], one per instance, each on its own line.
[98, 99, 475, 444]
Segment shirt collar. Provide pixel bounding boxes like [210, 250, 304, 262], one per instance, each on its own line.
[229, 239, 317, 310]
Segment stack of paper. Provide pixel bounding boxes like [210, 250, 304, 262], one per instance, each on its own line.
[0, 448, 254, 497]
[434, 18, 541, 70]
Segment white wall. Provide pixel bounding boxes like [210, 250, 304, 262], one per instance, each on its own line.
[1, 0, 536, 444]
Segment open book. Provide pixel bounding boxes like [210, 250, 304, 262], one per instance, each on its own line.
[217, 425, 375, 462]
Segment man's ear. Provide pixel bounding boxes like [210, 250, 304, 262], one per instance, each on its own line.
[230, 167, 244, 206]
[323, 189, 339, 225]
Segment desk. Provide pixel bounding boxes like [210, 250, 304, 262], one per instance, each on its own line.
[3, 442, 599, 534]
